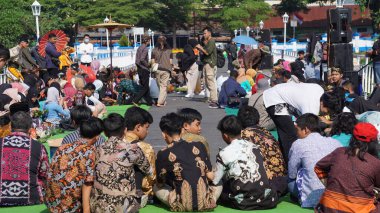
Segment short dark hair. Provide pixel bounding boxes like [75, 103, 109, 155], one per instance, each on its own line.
[0, 45, 10, 60]
[70, 105, 92, 126]
[159, 113, 184, 136]
[346, 136, 379, 160]
[217, 115, 242, 137]
[330, 112, 357, 136]
[230, 70, 239, 78]
[11, 111, 33, 131]
[295, 113, 320, 133]
[84, 34, 90, 38]
[203, 27, 213, 34]
[79, 117, 104, 139]
[177, 108, 202, 124]
[237, 106, 260, 128]
[84, 83, 96, 91]
[104, 113, 125, 137]
[9, 102, 30, 116]
[124, 107, 153, 130]
[320, 92, 344, 118]
[297, 50, 305, 55]
[331, 67, 343, 74]
[48, 33, 57, 39]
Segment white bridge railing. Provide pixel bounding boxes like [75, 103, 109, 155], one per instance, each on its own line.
[360, 58, 375, 98]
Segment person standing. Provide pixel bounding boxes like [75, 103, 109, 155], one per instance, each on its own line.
[370, 34, 380, 86]
[133, 35, 153, 106]
[196, 27, 218, 108]
[152, 36, 172, 107]
[225, 40, 237, 72]
[45, 33, 62, 78]
[0, 45, 10, 70]
[78, 34, 93, 66]
[180, 39, 198, 98]
[243, 44, 271, 70]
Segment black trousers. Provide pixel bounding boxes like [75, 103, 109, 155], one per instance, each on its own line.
[47, 68, 59, 79]
[132, 67, 153, 105]
[227, 55, 235, 72]
[266, 106, 297, 163]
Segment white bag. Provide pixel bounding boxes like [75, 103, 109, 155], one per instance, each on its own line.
[149, 77, 159, 99]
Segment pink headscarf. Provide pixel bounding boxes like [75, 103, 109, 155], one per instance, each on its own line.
[11, 82, 29, 95]
[283, 61, 291, 72]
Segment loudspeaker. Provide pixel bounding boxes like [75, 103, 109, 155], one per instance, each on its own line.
[258, 29, 271, 46]
[260, 51, 273, 70]
[329, 43, 353, 72]
[327, 8, 352, 43]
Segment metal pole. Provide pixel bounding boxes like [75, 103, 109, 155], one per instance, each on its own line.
[35, 16, 40, 40]
[106, 29, 110, 50]
[283, 23, 286, 59]
[109, 29, 113, 71]
[293, 26, 295, 39]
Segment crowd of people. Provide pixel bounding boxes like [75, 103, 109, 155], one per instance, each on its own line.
[0, 26, 379, 213]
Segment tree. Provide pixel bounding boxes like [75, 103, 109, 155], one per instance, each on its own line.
[119, 34, 129, 46]
[207, 0, 273, 31]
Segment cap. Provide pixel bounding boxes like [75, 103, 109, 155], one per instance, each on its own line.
[259, 45, 270, 54]
[353, 122, 379, 143]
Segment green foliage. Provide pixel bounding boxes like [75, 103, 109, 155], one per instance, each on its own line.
[119, 34, 129, 46]
[208, 0, 272, 31]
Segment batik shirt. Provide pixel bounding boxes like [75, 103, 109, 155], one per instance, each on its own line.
[156, 140, 216, 212]
[90, 136, 151, 213]
[213, 138, 278, 210]
[0, 132, 49, 206]
[124, 132, 156, 196]
[241, 126, 286, 179]
[116, 79, 140, 105]
[45, 139, 95, 212]
[181, 132, 210, 157]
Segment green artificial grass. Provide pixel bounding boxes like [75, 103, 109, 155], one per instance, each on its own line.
[0, 195, 313, 213]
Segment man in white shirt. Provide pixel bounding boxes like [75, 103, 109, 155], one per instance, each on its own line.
[78, 34, 93, 66]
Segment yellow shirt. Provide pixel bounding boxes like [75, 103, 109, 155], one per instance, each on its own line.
[124, 132, 156, 196]
[59, 47, 75, 70]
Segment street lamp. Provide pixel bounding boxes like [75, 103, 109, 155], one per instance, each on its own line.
[239, 28, 242, 36]
[336, 0, 345, 8]
[31, 0, 41, 40]
[259, 20, 264, 30]
[234, 29, 237, 37]
[152, 31, 155, 48]
[246, 26, 250, 36]
[148, 28, 152, 49]
[104, 16, 110, 50]
[282, 12, 289, 59]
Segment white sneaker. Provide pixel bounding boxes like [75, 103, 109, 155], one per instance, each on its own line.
[185, 94, 194, 98]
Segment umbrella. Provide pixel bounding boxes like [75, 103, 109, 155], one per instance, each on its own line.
[38, 30, 67, 57]
[88, 16, 131, 71]
[233, 35, 258, 45]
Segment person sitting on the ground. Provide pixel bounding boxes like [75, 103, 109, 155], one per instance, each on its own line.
[45, 117, 104, 213]
[43, 82, 70, 126]
[218, 70, 247, 109]
[342, 80, 359, 102]
[91, 113, 152, 212]
[319, 91, 345, 128]
[315, 122, 380, 212]
[83, 83, 106, 118]
[248, 78, 276, 131]
[178, 108, 210, 157]
[0, 112, 49, 207]
[237, 68, 252, 94]
[116, 73, 140, 105]
[329, 67, 345, 87]
[238, 106, 288, 196]
[213, 115, 279, 210]
[124, 107, 156, 198]
[330, 112, 357, 147]
[288, 113, 341, 208]
[61, 105, 106, 147]
[154, 113, 220, 212]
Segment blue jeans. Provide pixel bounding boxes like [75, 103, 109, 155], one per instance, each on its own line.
[374, 61, 380, 84]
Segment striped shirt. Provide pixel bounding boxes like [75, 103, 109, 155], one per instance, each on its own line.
[61, 129, 105, 147]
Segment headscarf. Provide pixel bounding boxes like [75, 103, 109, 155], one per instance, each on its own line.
[11, 82, 29, 95]
[91, 60, 101, 74]
[46, 87, 60, 104]
[26, 87, 40, 108]
[3, 88, 21, 102]
[0, 84, 12, 94]
[50, 82, 63, 97]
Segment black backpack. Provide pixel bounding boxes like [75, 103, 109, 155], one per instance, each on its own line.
[216, 48, 225, 68]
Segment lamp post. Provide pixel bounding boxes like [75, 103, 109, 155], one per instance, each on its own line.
[282, 13, 289, 59]
[31, 0, 41, 40]
[259, 20, 264, 30]
[246, 26, 250, 37]
[148, 28, 152, 49]
[152, 30, 155, 48]
[239, 28, 242, 36]
[104, 16, 110, 50]
[234, 29, 237, 37]
[336, 0, 344, 7]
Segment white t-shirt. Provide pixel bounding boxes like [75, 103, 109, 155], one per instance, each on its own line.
[263, 82, 324, 115]
[78, 42, 94, 63]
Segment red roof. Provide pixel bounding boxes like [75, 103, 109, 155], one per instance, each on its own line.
[263, 5, 372, 29]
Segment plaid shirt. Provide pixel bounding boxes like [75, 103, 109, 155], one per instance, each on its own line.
[62, 129, 105, 147]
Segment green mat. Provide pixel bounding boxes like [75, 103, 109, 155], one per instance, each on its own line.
[0, 195, 313, 213]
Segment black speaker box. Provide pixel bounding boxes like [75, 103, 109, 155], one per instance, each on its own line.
[260, 52, 273, 70]
[329, 43, 353, 72]
[327, 8, 352, 43]
[258, 29, 271, 45]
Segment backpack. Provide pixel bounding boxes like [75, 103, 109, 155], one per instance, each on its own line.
[216, 48, 225, 68]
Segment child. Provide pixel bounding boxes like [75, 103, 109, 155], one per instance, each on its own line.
[124, 107, 155, 205]
[83, 83, 106, 118]
[154, 113, 219, 212]
[177, 108, 210, 156]
[45, 117, 104, 213]
[213, 115, 279, 210]
[91, 113, 152, 212]
[116, 73, 140, 105]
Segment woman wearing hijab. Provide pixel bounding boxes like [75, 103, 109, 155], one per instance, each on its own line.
[43, 83, 70, 126]
[180, 39, 198, 98]
[26, 87, 40, 110]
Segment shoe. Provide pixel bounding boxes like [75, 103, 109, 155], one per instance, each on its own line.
[185, 94, 194, 98]
[208, 102, 219, 109]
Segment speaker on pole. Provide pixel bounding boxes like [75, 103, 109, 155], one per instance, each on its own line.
[258, 29, 273, 69]
[327, 8, 352, 43]
[328, 43, 353, 72]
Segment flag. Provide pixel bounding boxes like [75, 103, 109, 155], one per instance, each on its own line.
[293, 12, 304, 25]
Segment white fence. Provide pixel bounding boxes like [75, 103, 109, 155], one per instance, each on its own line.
[360, 58, 376, 98]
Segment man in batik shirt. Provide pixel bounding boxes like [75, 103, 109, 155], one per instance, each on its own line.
[213, 115, 279, 210]
[116, 73, 140, 105]
[45, 118, 103, 212]
[154, 113, 220, 211]
[0, 112, 49, 206]
[91, 114, 152, 212]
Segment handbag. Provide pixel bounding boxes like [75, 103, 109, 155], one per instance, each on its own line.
[223, 84, 241, 108]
